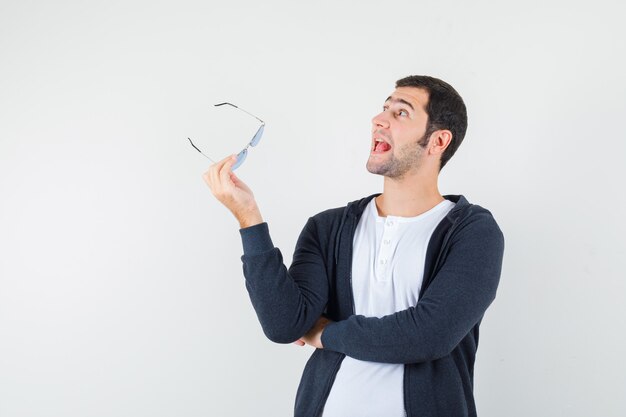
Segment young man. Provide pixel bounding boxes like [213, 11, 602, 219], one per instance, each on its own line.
[204, 75, 505, 417]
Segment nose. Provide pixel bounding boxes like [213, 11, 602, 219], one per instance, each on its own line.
[372, 111, 390, 129]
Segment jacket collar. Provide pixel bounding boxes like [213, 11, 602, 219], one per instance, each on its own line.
[334, 193, 472, 265]
[345, 193, 471, 220]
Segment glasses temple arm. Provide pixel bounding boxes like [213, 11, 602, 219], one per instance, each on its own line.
[214, 102, 265, 124]
[187, 137, 216, 163]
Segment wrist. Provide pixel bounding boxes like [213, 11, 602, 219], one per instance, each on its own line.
[236, 207, 263, 228]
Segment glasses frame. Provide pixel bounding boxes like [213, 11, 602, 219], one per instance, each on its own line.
[188, 102, 265, 170]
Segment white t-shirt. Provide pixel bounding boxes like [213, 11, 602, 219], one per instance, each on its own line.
[321, 197, 455, 417]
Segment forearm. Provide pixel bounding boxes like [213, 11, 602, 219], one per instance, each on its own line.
[320, 295, 492, 363]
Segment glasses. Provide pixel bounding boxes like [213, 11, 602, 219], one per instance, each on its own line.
[188, 102, 265, 171]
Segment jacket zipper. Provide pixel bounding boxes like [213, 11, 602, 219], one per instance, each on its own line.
[403, 364, 410, 416]
[347, 216, 357, 315]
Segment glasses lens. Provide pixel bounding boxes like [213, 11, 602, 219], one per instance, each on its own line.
[250, 125, 264, 147]
[233, 148, 248, 170]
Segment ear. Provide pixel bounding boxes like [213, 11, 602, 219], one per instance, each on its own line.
[429, 129, 452, 157]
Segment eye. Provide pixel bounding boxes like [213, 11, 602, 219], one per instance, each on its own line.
[398, 109, 409, 117]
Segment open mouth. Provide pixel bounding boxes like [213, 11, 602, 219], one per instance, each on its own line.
[372, 138, 391, 154]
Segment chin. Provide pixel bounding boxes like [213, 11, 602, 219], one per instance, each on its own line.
[366, 161, 386, 176]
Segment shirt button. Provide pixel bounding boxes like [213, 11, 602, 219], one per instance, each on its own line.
[383, 239, 391, 245]
[379, 259, 387, 265]
[387, 221, 394, 227]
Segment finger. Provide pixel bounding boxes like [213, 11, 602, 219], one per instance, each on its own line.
[229, 171, 245, 188]
[215, 155, 236, 188]
[214, 154, 236, 168]
[205, 154, 235, 193]
[293, 340, 305, 346]
[204, 154, 234, 179]
[203, 166, 217, 193]
[219, 154, 238, 185]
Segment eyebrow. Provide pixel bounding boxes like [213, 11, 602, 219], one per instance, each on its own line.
[384, 96, 414, 111]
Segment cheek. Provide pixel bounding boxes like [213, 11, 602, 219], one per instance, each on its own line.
[393, 129, 421, 148]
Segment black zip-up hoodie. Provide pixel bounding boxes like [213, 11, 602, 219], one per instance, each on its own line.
[239, 194, 505, 417]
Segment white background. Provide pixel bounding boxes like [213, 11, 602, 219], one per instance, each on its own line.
[1, 1, 624, 416]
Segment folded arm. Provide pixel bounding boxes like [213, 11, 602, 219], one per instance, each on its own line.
[320, 213, 505, 363]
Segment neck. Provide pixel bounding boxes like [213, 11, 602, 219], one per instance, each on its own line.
[375, 168, 444, 218]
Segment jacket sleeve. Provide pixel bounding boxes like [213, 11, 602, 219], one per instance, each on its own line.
[239, 219, 329, 344]
[320, 212, 505, 363]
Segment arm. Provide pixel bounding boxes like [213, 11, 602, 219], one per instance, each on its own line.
[319, 212, 505, 363]
[203, 156, 328, 343]
[240, 219, 329, 343]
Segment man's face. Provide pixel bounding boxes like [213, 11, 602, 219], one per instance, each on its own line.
[366, 87, 431, 179]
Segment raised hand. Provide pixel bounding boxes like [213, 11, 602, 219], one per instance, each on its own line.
[203, 154, 264, 228]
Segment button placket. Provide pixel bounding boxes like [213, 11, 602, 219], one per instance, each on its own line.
[377, 218, 397, 282]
